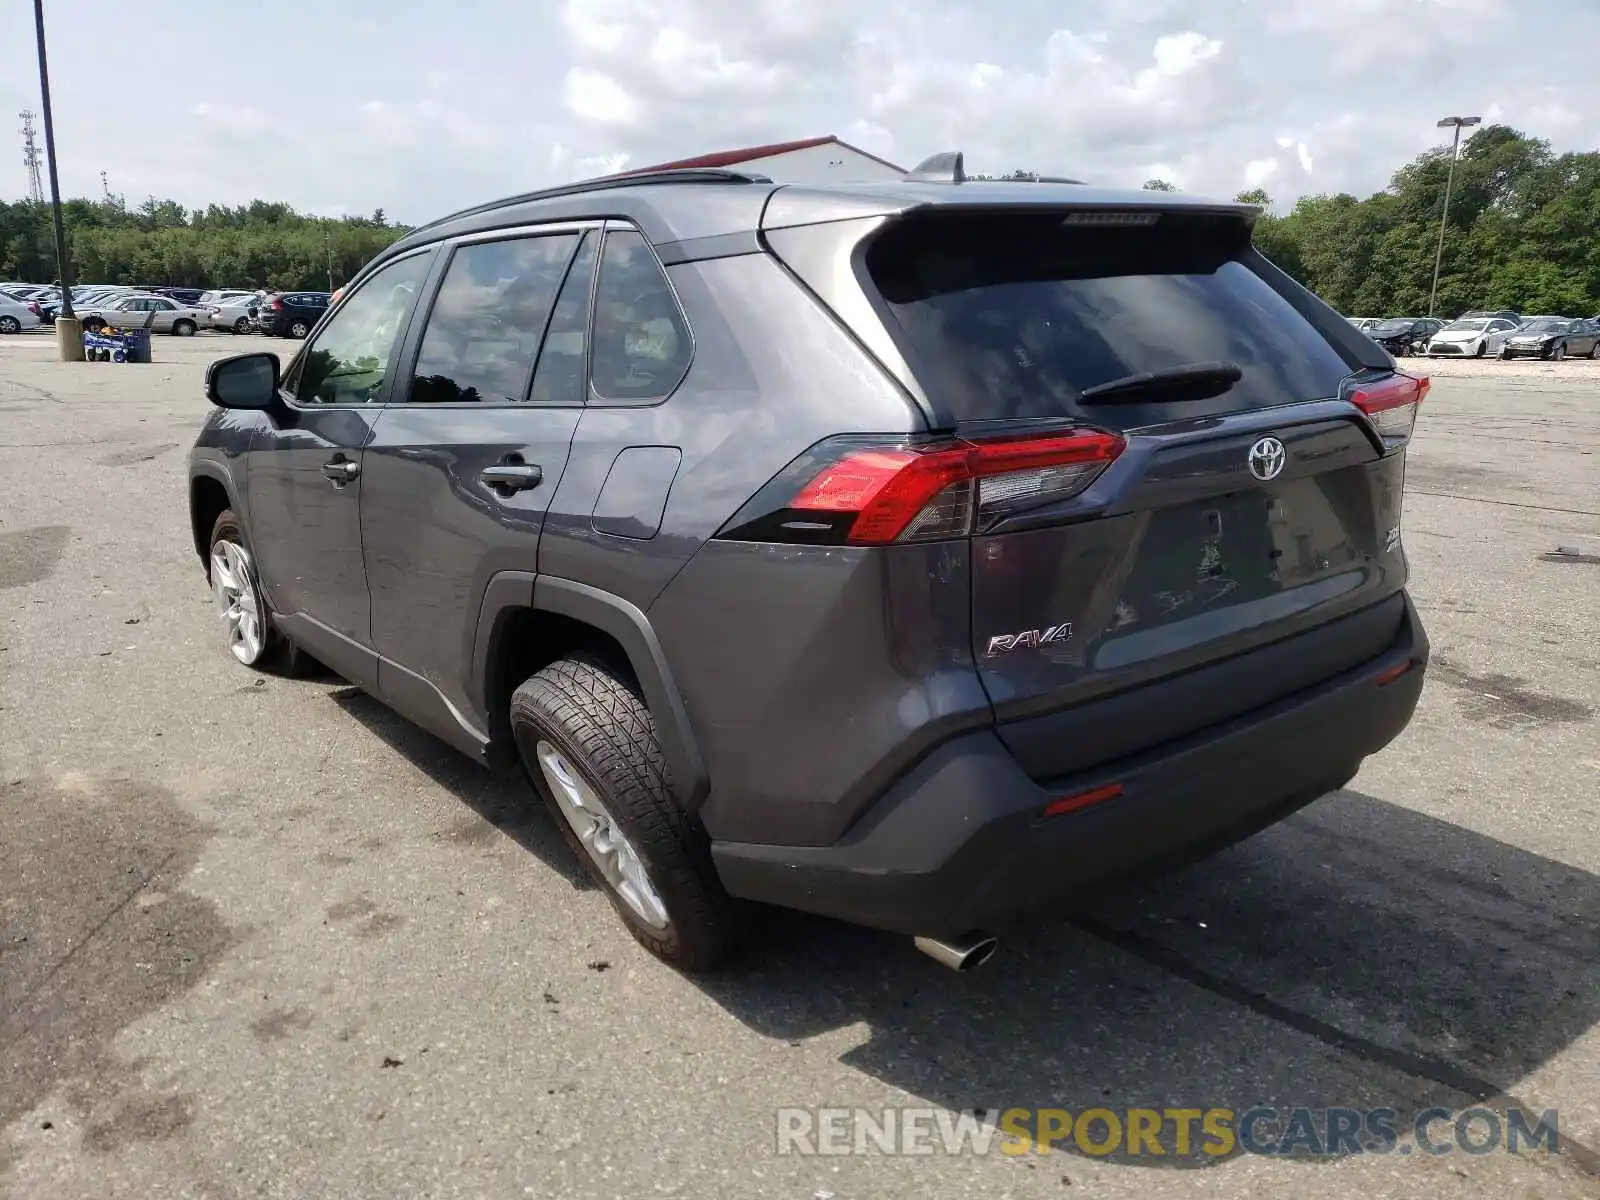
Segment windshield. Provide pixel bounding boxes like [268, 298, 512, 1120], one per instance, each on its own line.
[1518, 318, 1564, 333]
[1371, 320, 1414, 333]
[1442, 319, 1489, 332]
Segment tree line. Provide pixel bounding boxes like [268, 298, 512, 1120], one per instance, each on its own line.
[4, 125, 1595, 315]
[1142, 125, 1599, 318]
[0, 196, 408, 292]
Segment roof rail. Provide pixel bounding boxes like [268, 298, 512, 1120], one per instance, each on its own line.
[905, 151, 966, 184]
[403, 167, 774, 240]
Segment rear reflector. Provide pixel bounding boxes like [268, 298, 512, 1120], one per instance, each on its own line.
[724, 428, 1126, 546]
[1044, 783, 1124, 818]
[1347, 372, 1428, 451]
[1373, 659, 1416, 686]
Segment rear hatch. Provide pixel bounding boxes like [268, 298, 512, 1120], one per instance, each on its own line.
[769, 203, 1421, 780]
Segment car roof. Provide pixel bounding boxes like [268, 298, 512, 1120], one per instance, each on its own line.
[375, 161, 1257, 276]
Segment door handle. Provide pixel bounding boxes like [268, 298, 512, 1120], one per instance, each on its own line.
[322, 458, 360, 483]
[480, 463, 543, 493]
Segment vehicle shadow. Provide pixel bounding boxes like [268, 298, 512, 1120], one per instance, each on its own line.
[291, 690, 1600, 1170]
[695, 789, 1599, 1168]
[326, 686, 593, 890]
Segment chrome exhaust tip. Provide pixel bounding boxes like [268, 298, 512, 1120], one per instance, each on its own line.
[913, 932, 999, 972]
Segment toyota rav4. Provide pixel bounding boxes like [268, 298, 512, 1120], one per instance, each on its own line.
[188, 155, 1429, 972]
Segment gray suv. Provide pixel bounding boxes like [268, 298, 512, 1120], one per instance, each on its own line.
[188, 157, 1430, 972]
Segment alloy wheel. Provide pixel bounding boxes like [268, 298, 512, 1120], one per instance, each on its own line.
[210, 539, 267, 664]
[534, 739, 670, 930]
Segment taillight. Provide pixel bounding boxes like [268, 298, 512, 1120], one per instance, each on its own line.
[717, 428, 1125, 546]
[1346, 372, 1427, 451]
[270, 298, 283, 310]
[26, 302, 39, 315]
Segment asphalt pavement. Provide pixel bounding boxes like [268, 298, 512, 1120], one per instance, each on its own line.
[1, 332, 1597, 1199]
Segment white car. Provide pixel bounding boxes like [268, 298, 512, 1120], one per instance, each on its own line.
[79, 293, 206, 336]
[0, 293, 43, 333]
[1425, 316, 1520, 358]
[206, 294, 261, 334]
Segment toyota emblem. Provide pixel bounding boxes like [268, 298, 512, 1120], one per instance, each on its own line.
[1248, 436, 1287, 482]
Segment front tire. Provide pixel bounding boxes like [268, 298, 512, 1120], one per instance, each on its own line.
[233, 317, 250, 334]
[1552, 343, 1566, 361]
[511, 656, 741, 972]
[207, 510, 321, 675]
[1473, 341, 1485, 358]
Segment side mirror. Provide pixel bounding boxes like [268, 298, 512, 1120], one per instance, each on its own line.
[206, 353, 280, 410]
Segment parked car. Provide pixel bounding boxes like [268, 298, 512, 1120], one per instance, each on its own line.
[38, 285, 131, 323]
[0, 292, 43, 333]
[1366, 317, 1441, 356]
[1346, 316, 1381, 330]
[2, 283, 53, 303]
[197, 289, 256, 308]
[80, 293, 205, 335]
[1425, 315, 1520, 358]
[206, 294, 261, 334]
[188, 165, 1429, 971]
[254, 292, 330, 338]
[1501, 317, 1600, 360]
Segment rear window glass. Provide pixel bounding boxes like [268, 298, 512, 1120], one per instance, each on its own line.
[865, 211, 1354, 427]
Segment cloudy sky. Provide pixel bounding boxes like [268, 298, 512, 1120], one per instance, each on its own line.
[1, 0, 1591, 223]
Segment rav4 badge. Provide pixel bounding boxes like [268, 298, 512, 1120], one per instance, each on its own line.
[985, 622, 1073, 657]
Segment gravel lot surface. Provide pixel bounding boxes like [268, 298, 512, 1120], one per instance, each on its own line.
[1, 332, 1597, 1199]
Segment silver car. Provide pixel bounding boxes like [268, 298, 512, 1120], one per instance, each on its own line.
[80, 293, 205, 336]
[206, 294, 261, 334]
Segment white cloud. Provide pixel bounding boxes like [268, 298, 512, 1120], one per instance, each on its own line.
[1245, 158, 1279, 186]
[0, 0, 1591, 222]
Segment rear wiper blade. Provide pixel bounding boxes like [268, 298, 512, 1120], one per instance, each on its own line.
[1077, 361, 1243, 404]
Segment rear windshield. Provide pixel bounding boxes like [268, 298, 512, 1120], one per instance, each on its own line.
[864, 210, 1355, 427]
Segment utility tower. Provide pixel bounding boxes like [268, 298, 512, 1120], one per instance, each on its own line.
[20, 110, 45, 204]
[101, 169, 111, 203]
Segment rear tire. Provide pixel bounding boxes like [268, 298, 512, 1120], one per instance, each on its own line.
[0, 315, 19, 334]
[173, 318, 196, 337]
[511, 656, 741, 972]
[233, 317, 250, 334]
[288, 320, 309, 339]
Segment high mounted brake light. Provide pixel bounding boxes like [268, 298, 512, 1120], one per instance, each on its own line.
[718, 429, 1125, 546]
[1346, 372, 1427, 451]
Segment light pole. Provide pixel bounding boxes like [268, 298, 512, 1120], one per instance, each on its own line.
[33, 0, 83, 360]
[325, 230, 334, 293]
[1427, 115, 1480, 319]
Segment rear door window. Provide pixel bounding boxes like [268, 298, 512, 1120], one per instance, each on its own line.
[864, 210, 1355, 429]
[528, 233, 597, 405]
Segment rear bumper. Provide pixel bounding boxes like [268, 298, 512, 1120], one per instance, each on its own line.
[713, 593, 1428, 937]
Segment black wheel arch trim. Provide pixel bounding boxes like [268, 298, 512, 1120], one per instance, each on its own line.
[472, 572, 710, 811]
[188, 460, 242, 563]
